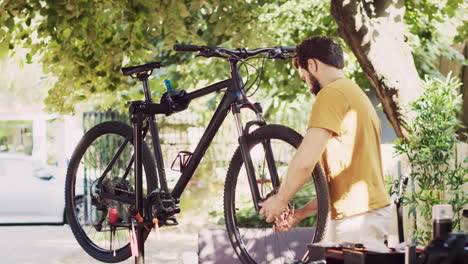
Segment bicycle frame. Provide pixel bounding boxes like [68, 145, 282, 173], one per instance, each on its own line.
[129, 58, 278, 219]
[69, 46, 295, 264]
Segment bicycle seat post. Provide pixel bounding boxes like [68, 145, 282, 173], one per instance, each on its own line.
[136, 72, 153, 103]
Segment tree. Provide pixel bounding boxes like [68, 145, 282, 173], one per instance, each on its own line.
[331, 0, 466, 138]
[331, 0, 421, 138]
[0, 0, 465, 137]
[0, 0, 344, 114]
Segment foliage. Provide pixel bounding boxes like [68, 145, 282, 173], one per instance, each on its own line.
[404, 0, 467, 77]
[394, 74, 467, 245]
[209, 180, 318, 228]
[0, 0, 466, 116]
[0, 0, 368, 114]
[0, 50, 50, 108]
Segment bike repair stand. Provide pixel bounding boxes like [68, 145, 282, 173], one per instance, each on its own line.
[129, 71, 152, 264]
[132, 104, 146, 264]
[128, 69, 177, 264]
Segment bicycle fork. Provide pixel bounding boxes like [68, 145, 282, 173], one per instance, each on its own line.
[232, 106, 281, 212]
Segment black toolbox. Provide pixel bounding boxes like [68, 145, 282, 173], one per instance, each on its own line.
[306, 244, 407, 264]
[325, 248, 405, 264]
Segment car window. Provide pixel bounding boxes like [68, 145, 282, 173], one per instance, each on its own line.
[0, 158, 35, 179]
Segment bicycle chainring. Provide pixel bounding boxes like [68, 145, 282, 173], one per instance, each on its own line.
[146, 189, 180, 220]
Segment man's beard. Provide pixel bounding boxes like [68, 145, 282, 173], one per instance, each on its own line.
[307, 71, 321, 95]
[311, 79, 321, 95]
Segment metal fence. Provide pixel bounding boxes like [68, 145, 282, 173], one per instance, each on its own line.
[80, 108, 308, 224]
[82, 108, 308, 183]
[83, 108, 308, 176]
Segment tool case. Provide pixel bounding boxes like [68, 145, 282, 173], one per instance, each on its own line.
[306, 244, 409, 264]
[324, 248, 405, 264]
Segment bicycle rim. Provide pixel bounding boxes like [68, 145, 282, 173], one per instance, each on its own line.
[228, 136, 319, 264]
[69, 130, 148, 259]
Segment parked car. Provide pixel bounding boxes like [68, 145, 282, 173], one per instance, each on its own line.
[0, 152, 80, 224]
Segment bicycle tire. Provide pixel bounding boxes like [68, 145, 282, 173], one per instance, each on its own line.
[65, 121, 157, 263]
[224, 124, 329, 264]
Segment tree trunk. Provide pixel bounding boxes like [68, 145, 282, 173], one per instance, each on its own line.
[331, 0, 422, 139]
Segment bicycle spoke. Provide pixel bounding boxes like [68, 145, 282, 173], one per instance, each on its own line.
[66, 121, 158, 262]
[229, 134, 320, 263]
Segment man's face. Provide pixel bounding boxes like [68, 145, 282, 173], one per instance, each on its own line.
[298, 67, 321, 95]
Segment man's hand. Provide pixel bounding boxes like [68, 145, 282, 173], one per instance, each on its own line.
[273, 199, 318, 232]
[258, 194, 289, 223]
[259, 127, 330, 225]
[273, 211, 296, 232]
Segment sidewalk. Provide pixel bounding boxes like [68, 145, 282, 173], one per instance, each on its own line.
[0, 225, 198, 264]
[60, 227, 199, 264]
[63, 228, 198, 264]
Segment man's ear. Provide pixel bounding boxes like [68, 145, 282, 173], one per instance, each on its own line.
[307, 58, 318, 73]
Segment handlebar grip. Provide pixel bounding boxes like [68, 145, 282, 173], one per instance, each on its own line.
[281, 46, 296, 53]
[173, 44, 203, 52]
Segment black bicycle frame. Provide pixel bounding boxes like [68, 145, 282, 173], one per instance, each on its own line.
[171, 78, 237, 198]
[126, 58, 283, 264]
[130, 59, 279, 219]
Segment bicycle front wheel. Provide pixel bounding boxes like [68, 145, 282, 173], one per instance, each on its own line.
[65, 121, 157, 263]
[224, 124, 329, 264]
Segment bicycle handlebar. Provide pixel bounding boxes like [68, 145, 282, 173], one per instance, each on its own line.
[173, 44, 203, 52]
[173, 44, 295, 59]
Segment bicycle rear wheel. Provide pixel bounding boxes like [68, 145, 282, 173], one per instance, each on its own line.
[224, 124, 329, 264]
[65, 121, 157, 263]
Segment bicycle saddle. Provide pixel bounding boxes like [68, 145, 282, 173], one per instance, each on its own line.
[121, 62, 162, 76]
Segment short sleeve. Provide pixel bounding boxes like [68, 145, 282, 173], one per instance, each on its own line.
[307, 88, 349, 136]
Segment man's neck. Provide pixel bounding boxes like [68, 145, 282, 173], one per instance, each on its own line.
[318, 70, 346, 88]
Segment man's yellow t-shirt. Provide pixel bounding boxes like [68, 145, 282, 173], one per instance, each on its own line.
[308, 77, 390, 220]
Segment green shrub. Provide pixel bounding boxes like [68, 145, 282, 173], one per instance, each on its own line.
[394, 74, 467, 245]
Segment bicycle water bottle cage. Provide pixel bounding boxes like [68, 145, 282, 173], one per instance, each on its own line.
[160, 89, 191, 116]
[170, 151, 193, 172]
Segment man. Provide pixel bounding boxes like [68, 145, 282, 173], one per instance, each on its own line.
[258, 36, 391, 253]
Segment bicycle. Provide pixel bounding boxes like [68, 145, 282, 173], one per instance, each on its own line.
[65, 44, 330, 264]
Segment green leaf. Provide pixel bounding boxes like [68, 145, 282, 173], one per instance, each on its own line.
[0, 37, 10, 58]
[62, 28, 72, 38]
[25, 53, 32, 64]
[5, 17, 14, 30]
[96, 71, 106, 77]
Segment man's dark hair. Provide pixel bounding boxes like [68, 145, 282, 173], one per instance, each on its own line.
[293, 36, 344, 70]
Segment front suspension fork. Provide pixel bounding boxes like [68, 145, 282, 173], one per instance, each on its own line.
[232, 106, 280, 212]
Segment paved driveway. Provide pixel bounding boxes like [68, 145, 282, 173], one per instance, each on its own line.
[0, 225, 198, 264]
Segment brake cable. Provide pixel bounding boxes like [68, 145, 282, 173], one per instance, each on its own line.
[246, 56, 267, 97]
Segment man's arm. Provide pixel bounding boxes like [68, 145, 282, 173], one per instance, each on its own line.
[259, 127, 331, 223]
[277, 127, 331, 202]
